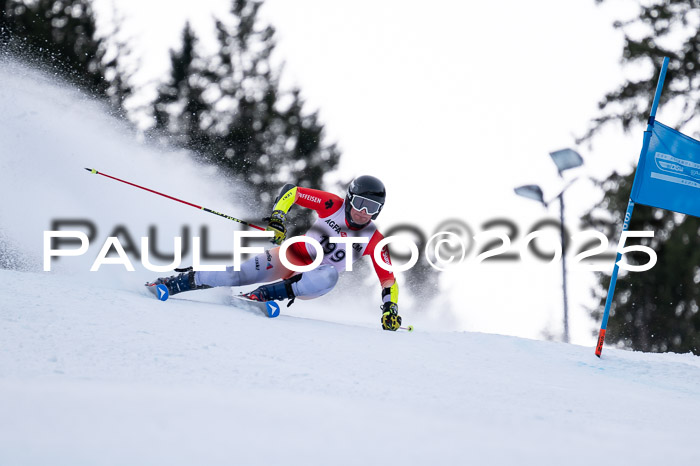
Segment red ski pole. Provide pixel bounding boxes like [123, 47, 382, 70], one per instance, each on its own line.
[84, 168, 266, 231]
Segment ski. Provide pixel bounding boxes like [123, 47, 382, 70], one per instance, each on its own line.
[145, 283, 280, 318]
[231, 295, 281, 318]
[146, 283, 405, 326]
[145, 283, 170, 301]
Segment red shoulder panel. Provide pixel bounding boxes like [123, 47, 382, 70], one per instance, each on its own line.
[295, 187, 343, 218]
[364, 230, 395, 284]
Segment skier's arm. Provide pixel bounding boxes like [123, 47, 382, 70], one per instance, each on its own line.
[364, 230, 403, 331]
[382, 280, 398, 303]
[271, 183, 298, 214]
[266, 184, 343, 245]
[271, 185, 343, 217]
[364, 230, 396, 289]
[380, 280, 401, 331]
[265, 183, 297, 245]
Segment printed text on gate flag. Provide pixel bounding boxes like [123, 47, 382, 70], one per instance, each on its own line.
[631, 121, 700, 218]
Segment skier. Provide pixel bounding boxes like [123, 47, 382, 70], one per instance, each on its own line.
[148, 176, 403, 331]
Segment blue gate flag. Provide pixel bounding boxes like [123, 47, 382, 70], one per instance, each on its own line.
[631, 121, 700, 218]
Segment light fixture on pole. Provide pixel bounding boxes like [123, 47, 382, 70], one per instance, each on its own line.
[514, 185, 547, 206]
[514, 148, 583, 343]
[550, 148, 584, 177]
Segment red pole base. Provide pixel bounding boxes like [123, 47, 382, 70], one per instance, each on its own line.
[595, 329, 606, 358]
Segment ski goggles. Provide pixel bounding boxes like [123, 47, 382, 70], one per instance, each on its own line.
[349, 194, 383, 215]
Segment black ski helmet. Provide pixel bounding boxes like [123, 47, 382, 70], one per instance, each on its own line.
[345, 175, 386, 228]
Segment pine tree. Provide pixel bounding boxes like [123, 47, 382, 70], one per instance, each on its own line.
[0, 0, 132, 113]
[201, 0, 340, 231]
[582, 171, 700, 354]
[581, 0, 700, 141]
[150, 0, 340, 231]
[151, 22, 211, 156]
[578, 0, 700, 353]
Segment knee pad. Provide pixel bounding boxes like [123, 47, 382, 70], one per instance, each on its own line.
[315, 264, 339, 287]
[293, 264, 339, 299]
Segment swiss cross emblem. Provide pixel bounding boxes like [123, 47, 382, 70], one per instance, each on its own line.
[341, 232, 347, 237]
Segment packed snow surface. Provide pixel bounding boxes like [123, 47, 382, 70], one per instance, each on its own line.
[1, 60, 700, 466]
[2, 269, 700, 465]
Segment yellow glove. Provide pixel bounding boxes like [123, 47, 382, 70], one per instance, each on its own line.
[265, 210, 287, 245]
[381, 302, 401, 331]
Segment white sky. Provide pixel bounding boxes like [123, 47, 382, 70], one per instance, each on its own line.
[92, 0, 683, 344]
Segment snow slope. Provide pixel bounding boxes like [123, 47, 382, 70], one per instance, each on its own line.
[2, 269, 700, 465]
[1, 60, 700, 466]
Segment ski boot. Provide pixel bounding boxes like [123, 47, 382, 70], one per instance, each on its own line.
[241, 274, 301, 306]
[146, 267, 210, 300]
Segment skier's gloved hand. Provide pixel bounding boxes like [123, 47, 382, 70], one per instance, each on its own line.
[265, 210, 287, 245]
[381, 302, 401, 331]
